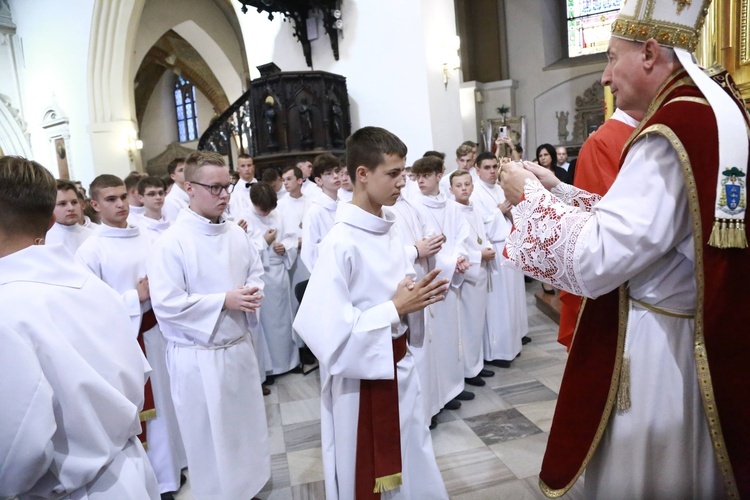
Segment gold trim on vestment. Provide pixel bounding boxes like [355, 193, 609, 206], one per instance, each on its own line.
[638, 122, 739, 499]
[664, 96, 710, 106]
[139, 408, 156, 422]
[538, 285, 630, 498]
[629, 296, 695, 318]
[568, 296, 588, 349]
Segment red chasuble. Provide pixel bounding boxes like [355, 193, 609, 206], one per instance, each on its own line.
[540, 69, 750, 498]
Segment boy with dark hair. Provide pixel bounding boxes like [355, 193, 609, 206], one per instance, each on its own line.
[278, 165, 311, 312]
[124, 172, 146, 224]
[164, 157, 188, 222]
[294, 127, 449, 499]
[338, 157, 354, 203]
[248, 182, 299, 377]
[147, 151, 270, 499]
[77, 174, 187, 498]
[136, 176, 170, 235]
[411, 155, 473, 411]
[45, 179, 93, 253]
[0, 156, 159, 498]
[262, 167, 287, 200]
[300, 153, 341, 270]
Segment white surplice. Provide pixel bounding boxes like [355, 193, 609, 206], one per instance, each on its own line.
[504, 136, 722, 499]
[277, 194, 311, 315]
[471, 179, 527, 361]
[413, 191, 470, 408]
[293, 202, 448, 500]
[75, 224, 187, 493]
[146, 208, 271, 499]
[227, 179, 256, 220]
[388, 196, 439, 422]
[300, 193, 338, 271]
[163, 185, 190, 223]
[301, 178, 322, 200]
[456, 202, 493, 378]
[245, 206, 300, 374]
[337, 187, 353, 203]
[0, 245, 159, 499]
[45, 222, 93, 254]
[136, 214, 171, 236]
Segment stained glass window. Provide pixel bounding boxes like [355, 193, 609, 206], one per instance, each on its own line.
[174, 76, 199, 142]
[566, 0, 620, 58]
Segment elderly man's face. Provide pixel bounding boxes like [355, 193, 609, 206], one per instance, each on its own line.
[601, 37, 648, 115]
[556, 147, 568, 166]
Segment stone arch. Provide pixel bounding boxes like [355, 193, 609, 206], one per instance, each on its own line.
[0, 94, 31, 157]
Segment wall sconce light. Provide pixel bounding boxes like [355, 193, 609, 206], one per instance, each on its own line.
[442, 35, 461, 90]
[124, 129, 143, 163]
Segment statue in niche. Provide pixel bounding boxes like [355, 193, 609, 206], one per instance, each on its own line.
[330, 100, 344, 147]
[556, 111, 569, 144]
[298, 98, 314, 148]
[263, 95, 278, 151]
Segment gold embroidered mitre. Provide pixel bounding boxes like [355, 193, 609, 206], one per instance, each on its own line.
[611, 0, 712, 52]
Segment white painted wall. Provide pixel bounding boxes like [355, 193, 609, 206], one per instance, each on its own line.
[234, 0, 463, 161]
[10, 0, 95, 181]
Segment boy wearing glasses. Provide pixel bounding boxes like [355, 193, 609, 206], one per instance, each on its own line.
[136, 176, 170, 235]
[147, 151, 270, 499]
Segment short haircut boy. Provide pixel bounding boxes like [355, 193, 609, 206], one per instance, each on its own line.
[57, 179, 79, 194]
[124, 172, 145, 192]
[312, 153, 340, 182]
[423, 150, 445, 160]
[167, 158, 186, 176]
[281, 165, 303, 179]
[90, 174, 124, 200]
[475, 152, 496, 165]
[184, 151, 226, 182]
[411, 156, 443, 176]
[238, 153, 252, 161]
[261, 168, 280, 183]
[250, 182, 278, 213]
[455, 144, 473, 158]
[0, 155, 56, 236]
[344, 126, 407, 182]
[137, 176, 166, 196]
[460, 140, 477, 149]
[449, 169, 472, 185]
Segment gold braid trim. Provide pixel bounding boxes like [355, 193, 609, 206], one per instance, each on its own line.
[139, 408, 156, 422]
[373, 473, 402, 493]
[538, 285, 630, 498]
[639, 123, 740, 499]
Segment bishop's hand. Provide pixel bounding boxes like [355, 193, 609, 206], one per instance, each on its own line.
[499, 162, 536, 205]
[522, 161, 561, 191]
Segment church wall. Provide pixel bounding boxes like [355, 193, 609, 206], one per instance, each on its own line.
[134, 0, 244, 102]
[503, 0, 606, 151]
[9, 0, 96, 181]
[234, 0, 463, 161]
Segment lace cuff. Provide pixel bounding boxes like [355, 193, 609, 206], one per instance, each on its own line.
[550, 183, 601, 211]
[505, 179, 592, 296]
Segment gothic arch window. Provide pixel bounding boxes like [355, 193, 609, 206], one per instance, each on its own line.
[174, 76, 198, 142]
[565, 0, 620, 58]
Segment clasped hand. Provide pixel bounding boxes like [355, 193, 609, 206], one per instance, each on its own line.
[224, 285, 262, 312]
[392, 268, 450, 316]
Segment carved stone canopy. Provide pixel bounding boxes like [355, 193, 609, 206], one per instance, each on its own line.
[571, 80, 605, 145]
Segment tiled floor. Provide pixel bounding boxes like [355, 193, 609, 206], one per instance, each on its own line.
[176, 284, 585, 499]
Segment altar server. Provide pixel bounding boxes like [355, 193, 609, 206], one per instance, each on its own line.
[147, 151, 270, 499]
[278, 165, 311, 311]
[300, 153, 341, 270]
[45, 179, 93, 253]
[163, 158, 189, 222]
[136, 176, 171, 236]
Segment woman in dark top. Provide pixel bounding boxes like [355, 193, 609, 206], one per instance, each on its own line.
[536, 143, 572, 184]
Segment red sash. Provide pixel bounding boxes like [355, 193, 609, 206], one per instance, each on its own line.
[355, 334, 407, 498]
[540, 69, 750, 497]
[137, 308, 157, 449]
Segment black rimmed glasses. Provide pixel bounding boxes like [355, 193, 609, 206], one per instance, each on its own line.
[191, 181, 235, 196]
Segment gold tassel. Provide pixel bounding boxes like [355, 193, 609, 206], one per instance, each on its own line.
[730, 220, 739, 248]
[373, 473, 403, 493]
[616, 356, 631, 413]
[708, 219, 722, 248]
[720, 219, 729, 248]
[738, 221, 749, 248]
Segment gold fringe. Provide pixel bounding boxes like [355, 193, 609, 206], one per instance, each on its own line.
[616, 356, 631, 413]
[373, 472, 402, 493]
[708, 219, 722, 247]
[139, 408, 156, 422]
[708, 218, 749, 249]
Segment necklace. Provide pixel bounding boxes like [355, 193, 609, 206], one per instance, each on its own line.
[463, 209, 483, 245]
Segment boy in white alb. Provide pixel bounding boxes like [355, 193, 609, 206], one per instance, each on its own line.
[294, 126, 449, 500]
[411, 156, 472, 410]
[45, 179, 93, 254]
[470, 152, 528, 367]
[124, 172, 146, 225]
[163, 158, 189, 222]
[300, 153, 341, 271]
[227, 154, 257, 219]
[0, 156, 159, 499]
[147, 152, 270, 499]
[136, 176, 171, 236]
[337, 162, 354, 203]
[278, 165, 310, 312]
[449, 170, 496, 387]
[76, 175, 187, 498]
[247, 182, 300, 376]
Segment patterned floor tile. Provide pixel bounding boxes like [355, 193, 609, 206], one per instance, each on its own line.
[283, 420, 322, 453]
[464, 408, 543, 446]
[494, 380, 558, 406]
[436, 447, 516, 496]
